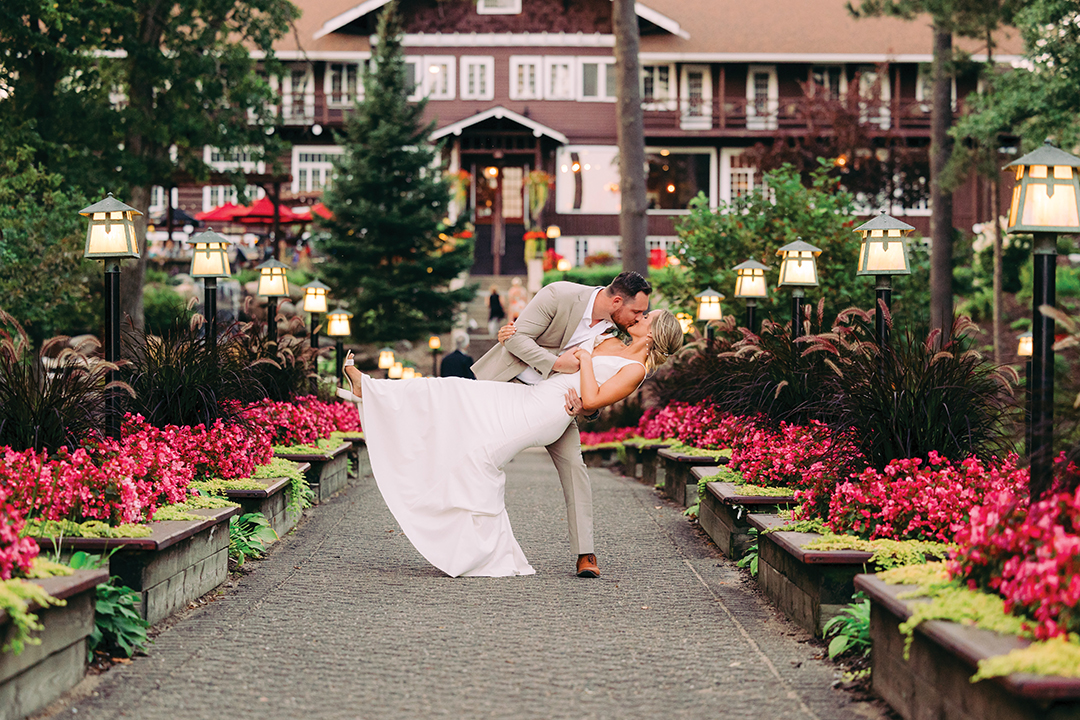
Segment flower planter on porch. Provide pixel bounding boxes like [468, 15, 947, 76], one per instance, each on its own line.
[855, 574, 1080, 720]
[275, 442, 352, 503]
[0, 569, 109, 720]
[221, 462, 310, 539]
[658, 448, 728, 507]
[695, 470, 797, 560]
[747, 513, 873, 636]
[34, 506, 238, 625]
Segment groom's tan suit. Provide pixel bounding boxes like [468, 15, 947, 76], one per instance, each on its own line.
[472, 281, 600, 555]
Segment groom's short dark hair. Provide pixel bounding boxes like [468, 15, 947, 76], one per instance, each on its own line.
[607, 271, 652, 300]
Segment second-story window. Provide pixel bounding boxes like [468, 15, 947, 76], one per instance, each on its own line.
[641, 64, 675, 109]
[811, 66, 844, 101]
[202, 146, 265, 211]
[580, 59, 616, 101]
[461, 57, 495, 101]
[424, 56, 455, 100]
[544, 57, 575, 100]
[278, 66, 314, 124]
[326, 62, 366, 106]
[510, 56, 542, 100]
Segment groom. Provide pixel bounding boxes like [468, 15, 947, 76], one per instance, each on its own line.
[472, 271, 651, 578]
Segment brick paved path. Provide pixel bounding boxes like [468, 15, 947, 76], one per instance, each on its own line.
[57, 449, 883, 720]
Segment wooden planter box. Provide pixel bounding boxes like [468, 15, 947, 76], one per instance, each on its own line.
[658, 449, 728, 507]
[334, 434, 370, 480]
[696, 472, 797, 560]
[35, 506, 238, 626]
[856, 574, 1080, 720]
[222, 463, 309, 539]
[581, 446, 619, 468]
[276, 442, 352, 503]
[621, 441, 671, 487]
[0, 569, 109, 720]
[747, 514, 873, 636]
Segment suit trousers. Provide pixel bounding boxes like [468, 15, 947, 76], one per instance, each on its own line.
[545, 420, 593, 556]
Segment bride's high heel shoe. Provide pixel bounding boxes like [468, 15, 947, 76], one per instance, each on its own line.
[337, 358, 363, 403]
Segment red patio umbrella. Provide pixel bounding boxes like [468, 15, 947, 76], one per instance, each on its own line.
[311, 202, 334, 220]
[194, 202, 246, 223]
[236, 196, 302, 225]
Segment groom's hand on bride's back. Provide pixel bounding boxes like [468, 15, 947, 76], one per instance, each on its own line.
[552, 350, 581, 374]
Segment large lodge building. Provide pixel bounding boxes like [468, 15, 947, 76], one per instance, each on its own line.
[161, 0, 1024, 277]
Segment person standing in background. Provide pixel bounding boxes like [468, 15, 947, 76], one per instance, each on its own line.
[487, 284, 506, 336]
[507, 277, 528, 322]
[440, 334, 476, 379]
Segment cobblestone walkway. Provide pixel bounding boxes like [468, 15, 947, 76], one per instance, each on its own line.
[54, 449, 884, 720]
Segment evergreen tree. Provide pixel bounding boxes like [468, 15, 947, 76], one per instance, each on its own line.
[319, 1, 474, 344]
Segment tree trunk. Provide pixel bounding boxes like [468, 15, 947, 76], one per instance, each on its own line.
[120, 184, 150, 332]
[929, 27, 955, 340]
[612, 0, 648, 276]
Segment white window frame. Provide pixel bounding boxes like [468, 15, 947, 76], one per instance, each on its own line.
[421, 55, 455, 100]
[280, 65, 315, 124]
[578, 57, 616, 102]
[915, 67, 957, 113]
[477, 0, 521, 14]
[720, 148, 760, 204]
[403, 56, 423, 101]
[325, 61, 367, 106]
[460, 56, 495, 101]
[856, 65, 892, 130]
[544, 56, 576, 100]
[202, 146, 266, 211]
[645, 146, 718, 214]
[680, 64, 713, 130]
[810, 65, 847, 101]
[149, 186, 179, 216]
[291, 145, 344, 194]
[641, 63, 676, 110]
[509, 55, 543, 100]
[745, 64, 778, 131]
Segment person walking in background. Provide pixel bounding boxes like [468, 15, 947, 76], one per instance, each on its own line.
[507, 277, 528, 322]
[487, 284, 506, 336]
[440, 334, 476, 379]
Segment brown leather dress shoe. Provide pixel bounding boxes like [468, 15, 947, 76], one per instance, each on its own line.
[576, 554, 600, 578]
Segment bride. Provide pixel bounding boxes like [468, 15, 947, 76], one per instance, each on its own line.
[341, 308, 683, 577]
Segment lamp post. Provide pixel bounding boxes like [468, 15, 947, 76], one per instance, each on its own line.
[378, 347, 395, 378]
[302, 279, 330, 349]
[675, 312, 694, 335]
[79, 193, 142, 442]
[325, 307, 353, 382]
[184, 228, 235, 356]
[695, 288, 724, 348]
[776, 239, 822, 341]
[256, 258, 290, 343]
[732, 259, 769, 333]
[1005, 139, 1080, 497]
[854, 211, 915, 347]
[388, 362, 404, 379]
[402, 366, 417, 380]
[428, 335, 442, 377]
[1018, 331, 1033, 457]
[557, 257, 571, 279]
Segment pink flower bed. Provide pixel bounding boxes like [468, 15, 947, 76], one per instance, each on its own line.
[0, 489, 38, 580]
[827, 452, 1029, 543]
[241, 396, 359, 446]
[579, 427, 638, 446]
[950, 456, 1080, 640]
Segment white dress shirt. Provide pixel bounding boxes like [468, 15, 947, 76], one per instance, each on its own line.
[515, 287, 613, 385]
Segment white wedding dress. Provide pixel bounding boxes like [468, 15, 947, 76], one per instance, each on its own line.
[354, 348, 642, 578]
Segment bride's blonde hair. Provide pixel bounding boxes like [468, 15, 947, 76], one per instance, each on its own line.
[646, 310, 684, 372]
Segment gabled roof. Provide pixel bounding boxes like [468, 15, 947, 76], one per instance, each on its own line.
[430, 106, 569, 144]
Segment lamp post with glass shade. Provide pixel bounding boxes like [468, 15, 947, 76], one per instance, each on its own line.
[675, 312, 694, 335]
[557, 257, 571, 279]
[302, 279, 330, 349]
[325, 307, 353, 382]
[732, 259, 769, 333]
[1005, 139, 1080, 497]
[388, 361, 404, 379]
[853, 211, 915, 347]
[183, 228, 234, 356]
[79, 193, 142, 442]
[1018, 331, 1033, 457]
[428, 335, 442, 377]
[776, 239, 822, 341]
[695, 288, 724, 349]
[378, 347, 395, 378]
[256, 258, 290, 343]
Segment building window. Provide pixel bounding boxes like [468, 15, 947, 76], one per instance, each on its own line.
[856, 65, 891, 129]
[746, 65, 777, 130]
[720, 148, 761, 202]
[811, 65, 844, 101]
[403, 57, 422, 100]
[510, 56, 542, 100]
[422, 56, 455, 100]
[579, 58, 616, 101]
[202, 147, 265, 211]
[575, 238, 589, 265]
[680, 65, 712, 129]
[279, 66, 314, 124]
[641, 64, 675, 109]
[544, 56, 575, 100]
[645, 148, 715, 211]
[461, 57, 494, 101]
[292, 146, 343, 194]
[555, 145, 621, 214]
[326, 61, 365, 106]
[477, 0, 521, 14]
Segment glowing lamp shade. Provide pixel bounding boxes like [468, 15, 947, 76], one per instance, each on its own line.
[302, 279, 330, 313]
[185, 228, 234, 278]
[732, 259, 770, 299]
[854, 212, 915, 276]
[428, 335, 441, 351]
[546, 225, 561, 239]
[79, 194, 142, 259]
[255, 258, 290, 297]
[1006, 140, 1080, 233]
[401, 367, 417, 380]
[556, 258, 572, 272]
[776, 239, 822, 288]
[378, 348, 395, 369]
[675, 312, 694, 334]
[1017, 331, 1033, 358]
[325, 307, 353, 337]
[388, 362, 404, 379]
[695, 288, 725, 321]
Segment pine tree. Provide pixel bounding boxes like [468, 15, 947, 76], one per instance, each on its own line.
[319, 1, 474, 343]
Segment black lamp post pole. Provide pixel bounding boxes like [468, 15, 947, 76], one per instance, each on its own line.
[1025, 359, 1032, 458]
[745, 300, 757, 335]
[310, 313, 321, 349]
[204, 277, 218, 357]
[335, 338, 345, 382]
[432, 349, 440, 377]
[790, 288, 806, 341]
[104, 260, 122, 442]
[875, 275, 892, 348]
[267, 296, 279, 343]
[1029, 231, 1057, 498]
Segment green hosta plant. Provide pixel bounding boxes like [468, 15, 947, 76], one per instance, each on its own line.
[66, 551, 148, 659]
[229, 512, 278, 566]
[823, 594, 871, 660]
[736, 528, 759, 577]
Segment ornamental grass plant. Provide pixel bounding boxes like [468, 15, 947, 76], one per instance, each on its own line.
[231, 306, 321, 403]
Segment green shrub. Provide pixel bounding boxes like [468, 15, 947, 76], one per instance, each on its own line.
[66, 552, 148, 659]
[143, 284, 193, 337]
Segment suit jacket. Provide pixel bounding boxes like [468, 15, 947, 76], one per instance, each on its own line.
[440, 350, 476, 379]
[472, 281, 598, 383]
